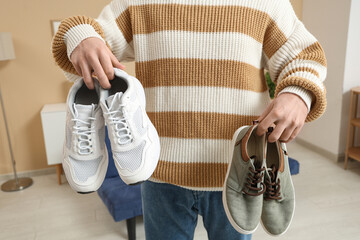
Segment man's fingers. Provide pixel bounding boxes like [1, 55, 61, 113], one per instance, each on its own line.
[258, 110, 298, 142]
[256, 102, 274, 136]
[99, 53, 115, 80]
[255, 93, 308, 142]
[257, 102, 273, 122]
[112, 58, 125, 70]
[286, 124, 303, 143]
[279, 124, 297, 142]
[108, 49, 126, 70]
[267, 122, 287, 143]
[256, 106, 276, 137]
[80, 63, 94, 89]
[71, 37, 126, 90]
[73, 63, 82, 76]
[88, 55, 111, 89]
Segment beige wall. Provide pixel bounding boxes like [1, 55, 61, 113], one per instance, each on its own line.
[0, 0, 114, 174]
[298, 0, 358, 161]
[291, 0, 303, 19]
[0, 0, 303, 175]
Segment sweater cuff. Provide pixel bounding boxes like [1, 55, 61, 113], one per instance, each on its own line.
[64, 24, 105, 60]
[278, 86, 314, 113]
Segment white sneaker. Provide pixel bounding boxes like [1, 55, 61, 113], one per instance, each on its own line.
[63, 79, 108, 193]
[99, 68, 160, 185]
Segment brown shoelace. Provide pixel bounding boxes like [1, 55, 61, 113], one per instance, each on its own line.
[264, 165, 281, 200]
[242, 156, 266, 196]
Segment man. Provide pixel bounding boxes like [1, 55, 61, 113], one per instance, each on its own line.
[52, 0, 327, 239]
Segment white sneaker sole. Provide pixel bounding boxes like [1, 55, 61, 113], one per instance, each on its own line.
[62, 147, 109, 193]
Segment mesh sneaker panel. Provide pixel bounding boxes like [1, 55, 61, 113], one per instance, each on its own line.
[133, 107, 147, 136]
[66, 124, 72, 149]
[113, 141, 145, 172]
[69, 156, 102, 182]
[98, 127, 105, 150]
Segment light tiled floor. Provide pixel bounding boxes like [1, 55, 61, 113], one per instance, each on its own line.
[1, 141, 360, 240]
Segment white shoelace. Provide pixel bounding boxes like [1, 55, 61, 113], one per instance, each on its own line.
[104, 94, 133, 145]
[72, 104, 96, 155]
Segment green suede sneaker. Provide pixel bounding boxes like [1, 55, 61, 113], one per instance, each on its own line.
[261, 136, 295, 236]
[222, 123, 266, 234]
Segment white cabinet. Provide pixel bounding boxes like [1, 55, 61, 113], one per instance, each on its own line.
[40, 104, 66, 166]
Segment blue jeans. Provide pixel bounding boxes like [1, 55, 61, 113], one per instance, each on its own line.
[141, 181, 252, 240]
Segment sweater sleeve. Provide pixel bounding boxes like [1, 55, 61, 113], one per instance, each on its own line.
[263, 0, 327, 122]
[51, 0, 134, 82]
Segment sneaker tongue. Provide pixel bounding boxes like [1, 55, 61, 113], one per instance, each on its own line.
[247, 156, 264, 195]
[105, 92, 133, 145]
[267, 164, 278, 182]
[74, 104, 96, 120]
[106, 92, 123, 109]
[250, 155, 261, 169]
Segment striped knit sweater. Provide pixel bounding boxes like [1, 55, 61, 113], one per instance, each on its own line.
[52, 0, 327, 191]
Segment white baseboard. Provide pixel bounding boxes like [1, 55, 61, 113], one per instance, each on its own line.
[0, 167, 56, 182]
[295, 138, 345, 162]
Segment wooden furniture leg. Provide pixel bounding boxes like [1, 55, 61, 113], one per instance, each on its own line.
[345, 90, 360, 169]
[56, 164, 62, 185]
[345, 92, 355, 169]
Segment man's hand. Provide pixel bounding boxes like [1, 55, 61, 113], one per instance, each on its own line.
[256, 93, 308, 143]
[70, 37, 126, 89]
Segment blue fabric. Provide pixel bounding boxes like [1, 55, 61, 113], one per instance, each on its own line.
[97, 177, 142, 222]
[289, 157, 300, 175]
[141, 181, 252, 240]
[104, 128, 120, 179]
[97, 127, 142, 222]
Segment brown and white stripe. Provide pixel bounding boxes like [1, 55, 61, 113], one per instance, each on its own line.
[52, 0, 327, 190]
